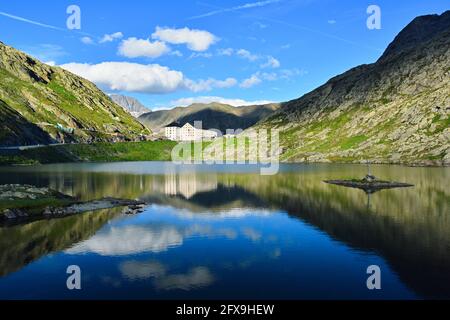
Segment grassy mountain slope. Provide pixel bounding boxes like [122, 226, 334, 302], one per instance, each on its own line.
[256, 11, 450, 165]
[138, 102, 280, 132]
[0, 41, 149, 147]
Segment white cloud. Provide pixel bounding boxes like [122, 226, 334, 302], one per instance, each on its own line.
[328, 20, 337, 25]
[61, 61, 185, 94]
[240, 73, 262, 88]
[171, 96, 275, 107]
[239, 68, 304, 89]
[189, 52, 213, 59]
[100, 32, 123, 43]
[279, 68, 308, 78]
[185, 77, 237, 92]
[60, 61, 238, 94]
[66, 225, 184, 255]
[81, 36, 94, 45]
[118, 37, 170, 58]
[151, 26, 218, 51]
[261, 56, 280, 68]
[217, 48, 281, 69]
[170, 50, 183, 57]
[44, 61, 56, 66]
[259, 72, 278, 81]
[236, 49, 259, 61]
[217, 48, 234, 56]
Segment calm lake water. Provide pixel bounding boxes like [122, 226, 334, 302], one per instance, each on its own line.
[0, 162, 448, 300]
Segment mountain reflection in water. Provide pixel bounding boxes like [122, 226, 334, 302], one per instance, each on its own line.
[0, 163, 448, 299]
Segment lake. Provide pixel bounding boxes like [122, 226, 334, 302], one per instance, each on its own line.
[0, 162, 448, 300]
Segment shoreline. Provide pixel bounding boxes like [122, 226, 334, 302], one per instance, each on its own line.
[0, 184, 146, 224]
[1, 158, 448, 168]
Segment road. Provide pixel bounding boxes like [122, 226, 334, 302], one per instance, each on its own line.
[0, 143, 66, 151]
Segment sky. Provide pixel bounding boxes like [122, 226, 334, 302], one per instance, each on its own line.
[0, 0, 448, 110]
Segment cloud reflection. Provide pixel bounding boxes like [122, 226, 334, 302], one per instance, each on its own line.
[119, 260, 214, 291]
[66, 223, 238, 256]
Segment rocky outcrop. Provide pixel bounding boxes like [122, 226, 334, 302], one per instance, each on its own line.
[0, 184, 146, 221]
[0, 42, 150, 147]
[256, 11, 450, 165]
[110, 94, 150, 118]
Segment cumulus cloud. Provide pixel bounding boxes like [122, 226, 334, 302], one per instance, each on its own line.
[61, 61, 185, 94]
[151, 26, 218, 51]
[81, 36, 94, 45]
[171, 96, 274, 107]
[100, 31, 123, 43]
[119, 261, 214, 291]
[66, 223, 239, 256]
[217, 48, 234, 56]
[66, 225, 185, 255]
[240, 73, 262, 88]
[240, 69, 305, 88]
[236, 49, 259, 61]
[170, 50, 183, 57]
[189, 52, 213, 59]
[118, 37, 170, 58]
[261, 56, 280, 68]
[184, 77, 237, 92]
[154, 267, 214, 291]
[279, 68, 308, 78]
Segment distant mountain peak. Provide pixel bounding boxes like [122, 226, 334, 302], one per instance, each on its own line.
[109, 94, 150, 118]
[138, 101, 280, 132]
[257, 11, 450, 165]
[379, 10, 450, 62]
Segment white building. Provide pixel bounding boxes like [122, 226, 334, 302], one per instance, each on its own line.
[164, 123, 218, 141]
[164, 125, 180, 141]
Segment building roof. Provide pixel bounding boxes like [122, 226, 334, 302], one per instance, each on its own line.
[182, 123, 194, 129]
[165, 121, 183, 128]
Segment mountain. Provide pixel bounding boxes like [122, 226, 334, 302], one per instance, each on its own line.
[138, 102, 280, 132]
[256, 11, 450, 165]
[110, 94, 149, 118]
[0, 42, 150, 147]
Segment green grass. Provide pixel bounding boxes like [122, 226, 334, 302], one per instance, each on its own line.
[0, 140, 208, 165]
[0, 198, 74, 213]
[340, 135, 368, 150]
[0, 155, 39, 166]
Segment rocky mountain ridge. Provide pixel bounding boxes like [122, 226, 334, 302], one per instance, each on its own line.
[256, 11, 450, 165]
[139, 102, 280, 132]
[110, 94, 150, 118]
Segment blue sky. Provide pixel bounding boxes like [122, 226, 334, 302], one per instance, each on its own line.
[0, 0, 448, 110]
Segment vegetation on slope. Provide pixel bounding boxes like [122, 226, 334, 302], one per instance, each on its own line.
[0, 41, 150, 147]
[256, 11, 450, 165]
[138, 102, 280, 132]
[0, 141, 177, 165]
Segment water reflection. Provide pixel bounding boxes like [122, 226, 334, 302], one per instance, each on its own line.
[0, 163, 448, 299]
[119, 261, 215, 291]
